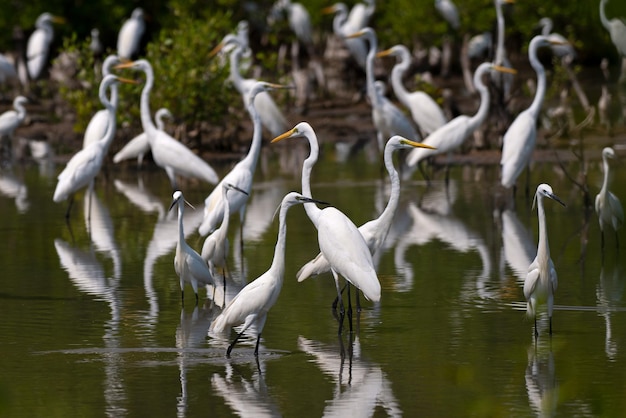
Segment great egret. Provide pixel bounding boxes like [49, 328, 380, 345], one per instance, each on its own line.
[322, 2, 373, 69]
[269, 0, 313, 46]
[53, 75, 132, 218]
[599, 0, 626, 57]
[348, 28, 420, 152]
[170, 190, 214, 304]
[26, 13, 64, 80]
[296, 135, 435, 282]
[0, 54, 18, 85]
[89, 28, 103, 58]
[211, 39, 289, 138]
[404, 63, 516, 170]
[83, 55, 121, 149]
[113, 107, 173, 166]
[595, 147, 624, 248]
[524, 183, 565, 337]
[492, 0, 515, 100]
[435, 0, 460, 30]
[272, 122, 381, 331]
[0, 96, 28, 137]
[198, 82, 287, 236]
[116, 59, 219, 188]
[117, 8, 146, 61]
[537, 17, 576, 59]
[201, 183, 248, 284]
[500, 36, 562, 191]
[209, 192, 326, 357]
[377, 44, 447, 136]
[467, 32, 493, 60]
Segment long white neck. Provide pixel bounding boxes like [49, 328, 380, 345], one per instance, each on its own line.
[527, 38, 548, 118]
[390, 51, 411, 108]
[495, 0, 506, 64]
[333, 9, 348, 34]
[177, 200, 186, 245]
[14, 101, 26, 124]
[601, 155, 611, 195]
[600, 0, 611, 31]
[364, 32, 379, 106]
[268, 202, 290, 282]
[219, 190, 231, 236]
[537, 196, 550, 263]
[99, 82, 118, 150]
[374, 145, 401, 234]
[302, 131, 322, 227]
[467, 66, 491, 131]
[139, 64, 157, 136]
[243, 92, 263, 172]
[229, 47, 244, 94]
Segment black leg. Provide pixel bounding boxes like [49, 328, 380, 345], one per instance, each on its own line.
[227, 331, 244, 357]
[534, 317, 538, 338]
[254, 334, 261, 357]
[181, 290, 184, 305]
[195, 292, 199, 305]
[356, 289, 361, 313]
[65, 195, 74, 220]
[549, 316, 553, 336]
[616, 231, 620, 248]
[347, 283, 353, 334]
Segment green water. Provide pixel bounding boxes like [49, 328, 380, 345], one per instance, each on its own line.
[1, 140, 626, 417]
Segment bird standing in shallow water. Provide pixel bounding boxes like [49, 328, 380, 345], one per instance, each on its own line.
[595, 147, 624, 249]
[524, 183, 565, 338]
[170, 190, 214, 305]
[210, 192, 326, 357]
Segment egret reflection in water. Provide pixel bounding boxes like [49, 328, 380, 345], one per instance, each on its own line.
[0, 170, 29, 213]
[297, 336, 401, 417]
[597, 260, 625, 361]
[84, 188, 121, 279]
[525, 339, 559, 417]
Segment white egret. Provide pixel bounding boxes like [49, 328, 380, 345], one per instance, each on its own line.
[404, 63, 516, 171]
[599, 0, 626, 57]
[435, 0, 460, 30]
[297, 135, 435, 282]
[211, 39, 289, 138]
[269, 0, 313, 46]
[198, 82, 287, 236]
[524, 183, 565, 337]
[0, 54, 18, 85]
[322, 2, 372, 69]
[0, 96, 28, 137]
[492, 0, 515, 100]
[83, 55, 121, 149]
[377, 44, 447, 136]
[113, 107, 172, 166]
[89, 28, 103, 58]
[595, 147, 624, 248]
[170, 190, 214, 304]
[467, 32, 493, 60]
[201, 183, 249, 284]
[53, 75, 132, 218]
[117, 8, 146, 61]
[500, 36, 561, 191]
[272, 122, 381, 331]
[348, 28, 420, 152]
[116, 59, 219, 188]
[537, 17, 576, 59]
[209, 192, 325, 357]
[26, 13, 64, 80]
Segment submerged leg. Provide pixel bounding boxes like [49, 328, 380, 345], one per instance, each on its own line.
[332, 283, 347, 311]
[616, 231, 619, 248]
[181, 290, 185, 305]
[601, 230, 605, 249]
[332, 270, 345, 335]
[254, 334, 261, 357]
[227, 331, 244, 357]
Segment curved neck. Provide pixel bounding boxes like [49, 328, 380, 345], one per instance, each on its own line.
[220, 191, 231, 235]
[495, 1, 506, 63]
[364, 33, 379, 104]
[601, 156, 611, 194]
[528, 39, 548, 118]
[376, 146, 401, 227]
[269, 203, 290, 279]
[14, 101, 26, 122]
[537, 197, 550, 262]
[302, 132, 322, 226]
[600, 0, 611, 31]
[229, 47, 244, 93]
[390, 54, 411, 107]
[243, 93, 263, 171]
[139, 65, 156, 135]
[468, 67, 491, 130]
[333, 10, 347, 34]
[100, 83, 118, 149]
[177, 201, 185, 244]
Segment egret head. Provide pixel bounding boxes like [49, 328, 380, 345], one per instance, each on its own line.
[387, 136, 436, 151]
[602, 147, 616, 160]
[271, 122, 313, 143]
[169, 190, 196, 211]
[533, 183, 566, 210]
[272, 192, 329, 221]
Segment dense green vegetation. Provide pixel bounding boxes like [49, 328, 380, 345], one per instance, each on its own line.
[3, 0, 626, 144]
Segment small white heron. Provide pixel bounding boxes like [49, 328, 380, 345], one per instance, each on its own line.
[117, 8, 146, 61]
[595, 147, 624, 248]
[26, 13, 64, 80]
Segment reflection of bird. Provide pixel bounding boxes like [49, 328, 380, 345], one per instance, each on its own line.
[349, 28, 420, 152]
[84, 188, 122, 279]
[0, 171, 29, 213]
[595, 147, 624, 248]
[500, 36, 560, 191]
[405, 63, 515, 169]
[170, 191, 214, 304]
[212, 39, 289, 138]
[113, 107, 172, 166]
[377, 44, 447, 136]
[210, 192, 323, 357]
[599, 0, 626, 57]
[537, 17, 576, 59]
[0, 95, 28, 137]
[116, 59, 219, 188]
[198, 82, 285, 236]
[500, 208, 535, 283]
[524, 184, 565, 337]
[211, 363, 279, 416]
[83, 55, 121, 149]
[53, 75, 128, 218]
[117, 8, 146, 60]
[26, 13, 64, 80]
[435, 0, 460, 30]
[525, 340, 558, 417]
[201, 183, 248, 282]
[272, 123, 381, 318]
[297, 135, 435, 281]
